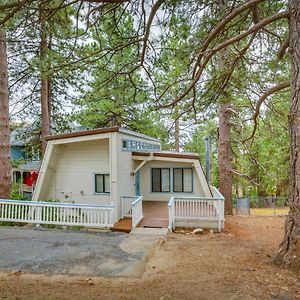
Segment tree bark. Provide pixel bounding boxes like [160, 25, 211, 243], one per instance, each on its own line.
[218, 102, 233, 215]
[273, 0, 300, 271]
[40, 2, 50, 155]
[217, 0, 233, 215]
[0, 31, 11, 199]
[174, 105, 180, 152]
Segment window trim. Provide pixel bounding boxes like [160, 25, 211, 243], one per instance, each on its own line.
[173, 168, 193, 193]
[94, 173, 110, 194]
[151, 168, 171, 193]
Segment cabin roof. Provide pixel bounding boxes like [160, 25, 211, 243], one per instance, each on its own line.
[45, 126, 160, 143]
[132, 151, 200, 160]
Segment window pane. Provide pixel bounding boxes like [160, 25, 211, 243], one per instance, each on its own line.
[95, 175, 104, 193]
[183, 169, 193, 192]
[104, 174, 110, 193]
[174, 169, 183, 192]
[161, 169, 170, 192]
[152, 169, 161, 192]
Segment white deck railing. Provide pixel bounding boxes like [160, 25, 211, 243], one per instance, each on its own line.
[120, 195, 143, 228]
[120, 196, 136, 218]
[168, 187, 225, 232]
[0, 199, 115, 228]
[131, 196, 143, 228]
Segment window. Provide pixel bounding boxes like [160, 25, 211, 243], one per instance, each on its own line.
[13, 171, 21, 183]
[173, 168, 193, 192]
[152, 168, 170, 192]
[95, 174, 110, 193]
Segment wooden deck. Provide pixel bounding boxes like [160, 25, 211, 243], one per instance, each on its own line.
[112, 201, 169, 233]
[138, 201, 168, 228]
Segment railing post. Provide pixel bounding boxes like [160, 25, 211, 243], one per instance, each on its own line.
[120, 196, 124, 218]
[168, 197, 175, 231]
[35, 205, 41, 227]
[172, 203, 175, 230]
[217, 199, 221, 232]
[111, 202, 115, 224]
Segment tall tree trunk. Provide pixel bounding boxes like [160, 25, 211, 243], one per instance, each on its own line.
[217, 0, 233, 215]
[40, 3, 50, 155]
[218, 102, 233, 215]
[273, 0, 300, 271]
[47, 35, 52, 119]
[174, 105, 180, 152]
[0, 31, 11, 199]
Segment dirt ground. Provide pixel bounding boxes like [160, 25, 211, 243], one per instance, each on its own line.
[0, 216, 299, 300]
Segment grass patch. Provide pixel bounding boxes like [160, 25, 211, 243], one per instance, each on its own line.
[250, 207, 289, 216]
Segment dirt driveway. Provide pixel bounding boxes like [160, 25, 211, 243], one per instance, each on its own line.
[0, 216, 299, 300]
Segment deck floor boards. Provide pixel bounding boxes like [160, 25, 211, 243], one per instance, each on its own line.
[112, 201, 169, 232]
[138, 201, 168, 228]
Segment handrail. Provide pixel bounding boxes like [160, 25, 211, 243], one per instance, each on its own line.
[131, 196, 143, 228]
[170, 196, 224, 201]
[131, 196, 143, 207]
[211, 186, 225, 200]
[120, 195, 144, 228]
[168, 197, 175, 207]
[0, 199, 115, 209]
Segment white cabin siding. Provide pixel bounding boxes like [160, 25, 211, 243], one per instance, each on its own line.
[139, 161, 206, 201]
[38, 139, 111, 205]
[115, 133, 161, 218]
[116, 134, 135, 218]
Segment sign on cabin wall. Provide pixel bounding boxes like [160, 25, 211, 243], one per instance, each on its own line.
[122, 139, 160, 152]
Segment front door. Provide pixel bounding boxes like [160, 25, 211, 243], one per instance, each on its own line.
[135, 170, 141, 196]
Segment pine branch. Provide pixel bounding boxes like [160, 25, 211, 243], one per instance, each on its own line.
[231, 169, 259, 186]
[277, 38, 289, 60]
[140, 0, 164, 65]
[193, 0, 266, 77]
[243, 81, 290, 142]
[160, 10, 289, 108]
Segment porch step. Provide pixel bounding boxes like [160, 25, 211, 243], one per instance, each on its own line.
[110, 227, 131, 233]
[130, 227, 169, 236]
[111, 218, 132, 233]
[137, 217, 169, 228]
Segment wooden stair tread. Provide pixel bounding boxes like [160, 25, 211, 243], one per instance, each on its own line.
[111, 218, 132, 233]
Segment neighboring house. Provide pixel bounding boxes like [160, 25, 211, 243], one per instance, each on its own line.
[10, 128, 41, 198]
[32, 126, 224, 231]
[10, 129, 26, 160]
